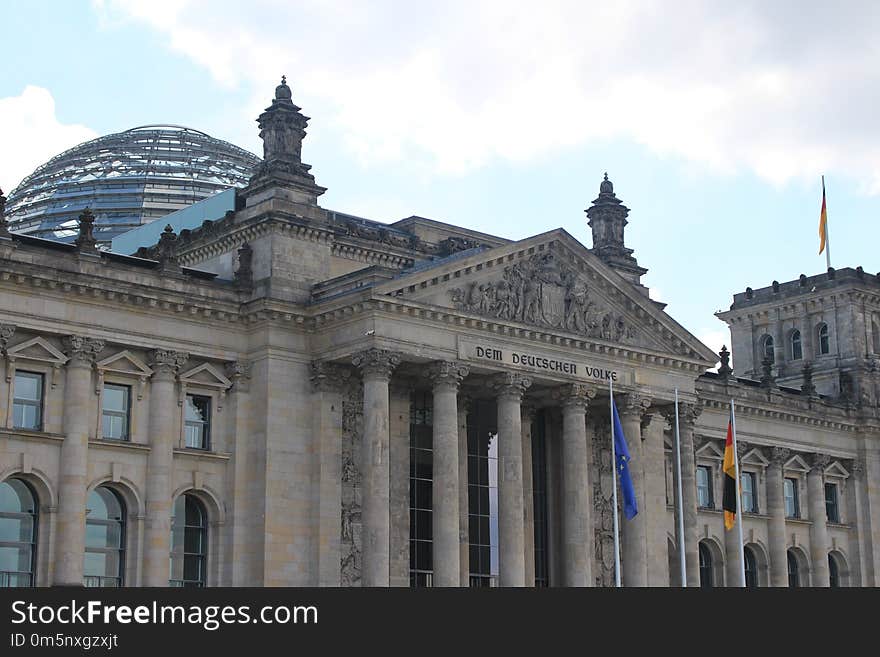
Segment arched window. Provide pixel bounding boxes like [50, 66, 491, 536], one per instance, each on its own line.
[873, 319, 880, 354]
[817, 323, 830, 355]
[828, 554, 840, 588]
[698, 542, 713, 589]
[787, 550, 800, 588]
[761, 335, 775, 364]
[84, 487, 125, 587]
[744, 546, 758, 588]
[790, 330, 803, 361]
[0, 478, 38, 587]
[170, 494, 207, 587]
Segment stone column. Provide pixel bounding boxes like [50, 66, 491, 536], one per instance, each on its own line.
[766, 447, 790, 587]
[642, 410, 669, 587]
[521, 404, 537, 587]
[807, 453, 831, 586]
[493, 372, 531, 587]
[426, 361, 469, 587]
[724, 441, 748, 587]
[225, 361, 252, 587]
[665, 402, 702, 587]
[457, 395, 471, 586]
[310, 361, 349, 586]
[554, 384, 595, 587]
[352, 348, 401, 587]
[143, 349, 188, 586]
[846, 459, 865, 586]
[619, 393, 649, 587]
[53, 336, 103, 585]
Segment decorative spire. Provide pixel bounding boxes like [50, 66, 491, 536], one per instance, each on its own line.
[156, 224, 180, 273]
[801, 362, 817, 397]
[760, 357, 775, 389]
[585, 172, 646, 285]
[718, 345, 733, 380]
[0, 187, 9, 238]
[234, 241, 254, 289]
[74, 208, 98, 254]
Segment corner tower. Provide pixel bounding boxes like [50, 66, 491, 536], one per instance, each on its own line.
[586, 173, 647, 289]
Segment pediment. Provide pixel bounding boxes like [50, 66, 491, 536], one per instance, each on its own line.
[179, 363, 232, 389]
[375, 229, 717, 364]
[784, 455, 810, 473]
[742, 448, 769, 468]
[695, 440, 724, 460]
[824, 461, 849, 479]
[6, 337, 67, 365]
[97, 350, 153, 377]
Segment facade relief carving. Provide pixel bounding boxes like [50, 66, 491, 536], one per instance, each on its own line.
[340, 382, 364, 587]
[449, 251, 639, 344]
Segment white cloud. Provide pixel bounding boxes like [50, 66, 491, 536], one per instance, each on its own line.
[95, 0, 880, 189]
[0, 87, 97, 193]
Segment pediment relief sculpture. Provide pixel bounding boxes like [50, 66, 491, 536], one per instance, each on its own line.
[449, 251, 639, 344]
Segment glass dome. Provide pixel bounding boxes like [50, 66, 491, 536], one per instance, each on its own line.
[5, 125, 260, 243]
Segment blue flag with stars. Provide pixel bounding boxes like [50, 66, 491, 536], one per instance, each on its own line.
[611, 400, 638, 520]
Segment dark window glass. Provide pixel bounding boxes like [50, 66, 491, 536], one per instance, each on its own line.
[169, 494, 206, 587]
[532, 410, 549, 587]
[784, 478, 799, 518]
[787, 551, 799, 588]
[409, 391, 433, 587]
[741, 472, 757, 513]
[13, 372, 43, 431]
[184, 395, 211, 450]
[818, 323, 830, 355]
[744, 547, 758, 588]
[84, 487, 125, 587]
[825, 483, 839, 523]
[102, 384, 130, 441]
[762, 335, 775, 364]
[828, 554, 840, 588]
[698, 542, 713, 589]
[696, 466, 713, 509]
[790, 330, 803, 360]
[468, 400, 498, 588]
[0, 478, 38, 587]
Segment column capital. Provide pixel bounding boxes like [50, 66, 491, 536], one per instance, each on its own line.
[352, 348, 401, 380]
[850, 458, 865, 479]
[736, 440, 749, 460]
[149, 349, 189, 381]
[492, 372, 532, 401]
[619, 392, 651, 419]
[63, 335, 104, 368]
[809, 452, 831, 474]
[425, 360, 469, 391]
[769, 446, 791, 468]
[310, 360, 351, 393]
[0, 323, 14, 353]
[521, 402, 539, 423]
[225, 360, 252, 393]
[552, 383, 596, 411]
[662, 401, 702, 427]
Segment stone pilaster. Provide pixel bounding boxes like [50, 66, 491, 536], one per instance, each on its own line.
[521, 403, 537, 587]
[352, 348, 401, 586]
[225, 360, 252, 586]
[143, 349, 188, 586]
[846, 457, 865, 586]
[665, 402, 701, 587]
[553, 383, 595, 587]
[310, 361, 349, 586]
[425, 361, 469, 587]
[388, 378, 412, 587]
[766, 447, 790, 587]
[641, 410, 669, 586]
[492, 372, 531, 586]
[457, 394, 472, 586]
[619, 393, 650, 587]
[53, 336, 103, 585]
[806, 453, 831, 586]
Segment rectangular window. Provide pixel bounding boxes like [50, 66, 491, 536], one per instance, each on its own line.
[13, 371, 43, 431]
[741, 472, 757, 513]
[784, 478, 799, 518]
[825, 483, 839, 523]
[184, 395, 211, 450]
[409, 391, 433, 588]
[468, 400, 499, 587]
[102, 384, 130, 441]
[696, 465, 713, 509]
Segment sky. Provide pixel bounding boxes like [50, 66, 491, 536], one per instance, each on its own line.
[2, 0, 879, 369]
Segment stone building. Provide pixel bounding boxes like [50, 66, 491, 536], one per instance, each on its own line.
[0, 78, 877, 588]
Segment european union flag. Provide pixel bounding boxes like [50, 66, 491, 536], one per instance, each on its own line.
[611, 400, 638, 520]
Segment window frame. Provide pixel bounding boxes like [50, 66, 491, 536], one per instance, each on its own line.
[790, 329, 803, 361]
[698, 542, 713, 589]
[741, 471, 758, 514]
[83, 486, 126, 587]
[101, 383, 131, 442]
[696, 465, 714, 509]
[817, 323, 830, 356]
[825, 482, 840, 523]
[0, 477, 39, 588]
[12, 371, 44, 432]
[761, 334, 775, 364]
[783, 477, 800, 519]
[183, 394, 212, 451]
[169, 493, 208, 588]
[787, 550, 800, 588]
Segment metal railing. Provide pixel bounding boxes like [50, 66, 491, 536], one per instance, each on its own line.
[0, 571, 33, 587]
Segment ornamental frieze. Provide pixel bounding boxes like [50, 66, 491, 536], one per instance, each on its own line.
[449, 251, 639, 344]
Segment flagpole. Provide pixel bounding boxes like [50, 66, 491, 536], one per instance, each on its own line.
[730, 399, 747, 587]
[822, 175, 831, 270]
[673, 389, 687, 587]
[610, 377, 621, 588]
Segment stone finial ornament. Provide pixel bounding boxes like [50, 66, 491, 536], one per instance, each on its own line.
[74, 208, 98, 254]
[0, 187, 9, 237]
[234, 242, 254, 288]
[718, 345, 733, 380]
[760, 357, 775, 389]
[801, 362, 817, 397]
[157, 225, 181, 272]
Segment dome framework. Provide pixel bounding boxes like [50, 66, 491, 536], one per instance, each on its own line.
[5, 125, 260, 242]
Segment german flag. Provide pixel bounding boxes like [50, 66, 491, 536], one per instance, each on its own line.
[818, 176, 828, 255]
[722, 409, 737, 531]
